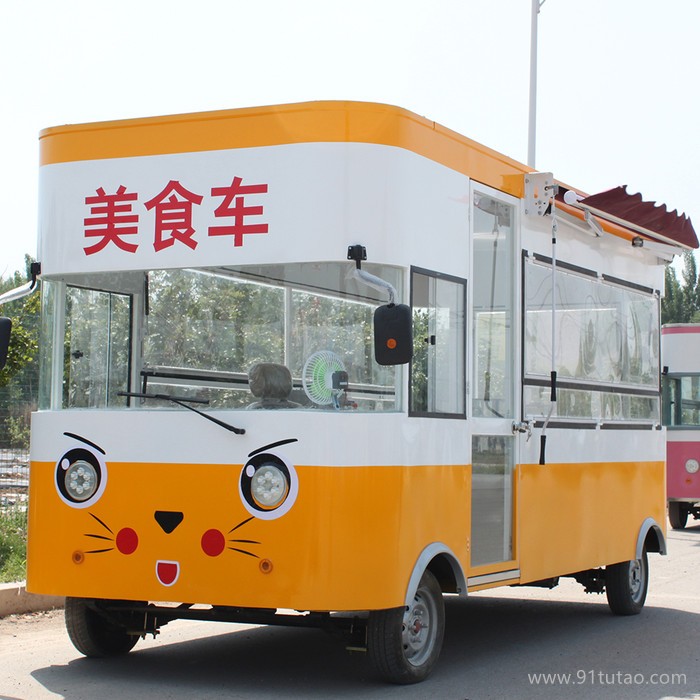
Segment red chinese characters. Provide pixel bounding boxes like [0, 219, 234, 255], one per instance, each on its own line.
[83, 177, 269, 256]
[209, 177, 269, 247]
[145, 181, 203, 252]
[84, 186, 139, 255]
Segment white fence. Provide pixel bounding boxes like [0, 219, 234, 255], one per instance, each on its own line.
[0, 448, 29, 512]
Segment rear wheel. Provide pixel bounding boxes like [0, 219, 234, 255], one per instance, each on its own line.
[669, 501, 688, 530]
[367, 569, 445, 684]
[605, 550, 648, 615]
[65, 597, 139, 657]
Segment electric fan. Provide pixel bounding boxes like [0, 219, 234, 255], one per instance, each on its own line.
[302, 351, 347, 406]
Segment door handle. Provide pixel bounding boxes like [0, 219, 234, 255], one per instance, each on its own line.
[512, 420, 532, 440]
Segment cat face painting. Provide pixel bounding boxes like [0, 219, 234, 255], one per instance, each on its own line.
[53, 432, 300, 590]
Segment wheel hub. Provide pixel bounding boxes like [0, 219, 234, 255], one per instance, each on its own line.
[402, 594, 435, 666]
[629, 560, 642, 600]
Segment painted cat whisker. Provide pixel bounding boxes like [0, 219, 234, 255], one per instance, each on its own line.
[228, 547, 259, 558]
[228, 516, 255, 534]
[89, 512, 113, 534]
[228, 538, 260, 545]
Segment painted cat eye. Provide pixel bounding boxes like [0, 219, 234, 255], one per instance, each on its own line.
[239, 450, 298, 520]
[55, 445, 107, 508]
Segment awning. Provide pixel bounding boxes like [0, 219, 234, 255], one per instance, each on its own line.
[569, 185, 698, 250]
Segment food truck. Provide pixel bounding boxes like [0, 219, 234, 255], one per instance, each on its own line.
[662, 323, 700, 529]
[0, 101, 696, 683]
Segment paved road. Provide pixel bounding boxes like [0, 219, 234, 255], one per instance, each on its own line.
[1, 521, 699, 700]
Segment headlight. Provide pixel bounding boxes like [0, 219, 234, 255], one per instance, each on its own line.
[55, 443, 107, 508]
[64, 460, 98, 501]
[240, 447, 298, 520]
[685, 459, 699, 474]
[250, 464, 289, 509]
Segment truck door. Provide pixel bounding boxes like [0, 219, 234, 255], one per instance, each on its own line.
[470, 185, 519, 570]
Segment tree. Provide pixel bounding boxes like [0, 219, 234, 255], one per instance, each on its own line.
[662, 264, 685, 324]
[661, 252, 700, 325]
[0, 257, 40, 448]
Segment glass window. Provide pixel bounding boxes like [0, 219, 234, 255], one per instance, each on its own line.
[471, 435, 514, 566]
[145, 268, 285, 375]
[472, 193, 516, 419]
[663, 375, 700, 427]
[43, 262, 403, 413]
[38, 280, 58, 410]
[63, 287, 131, 408]
[144, 263, 401, 411]
[524, 258, 660, 422]
[410, 268, 466, 417]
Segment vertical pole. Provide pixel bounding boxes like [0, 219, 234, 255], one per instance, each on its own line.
[527, 0, 542, 168]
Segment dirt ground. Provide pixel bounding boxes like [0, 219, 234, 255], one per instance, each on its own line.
[0, 607, 63, 634]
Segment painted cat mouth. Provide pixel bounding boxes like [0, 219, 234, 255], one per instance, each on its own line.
[156, 560, 180, 587]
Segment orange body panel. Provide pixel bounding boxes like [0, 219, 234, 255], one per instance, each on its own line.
[27, 460, 470, 610]
[28, 454, 665, 607]
[517, 460, 666, 583]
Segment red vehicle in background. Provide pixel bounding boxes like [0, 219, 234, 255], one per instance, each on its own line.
[662, 324, 700, 529]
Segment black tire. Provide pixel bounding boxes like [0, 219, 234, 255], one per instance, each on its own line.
[367, 569, 445, 684]
[65, 597, 139, 657]
[669, 501, 688, 530]
[605, 549, 648, 616]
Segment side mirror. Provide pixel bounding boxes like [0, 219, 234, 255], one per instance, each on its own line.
[374, 304, 412, 366]
[0, 317, 11, 370]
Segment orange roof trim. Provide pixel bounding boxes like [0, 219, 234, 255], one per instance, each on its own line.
[39, 101, 530, 198]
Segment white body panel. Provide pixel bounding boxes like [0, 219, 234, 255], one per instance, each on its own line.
[39, 143, 471, 282]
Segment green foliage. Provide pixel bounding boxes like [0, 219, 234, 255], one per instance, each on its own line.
[0, 257, 40, 448]
[0, 508, 27, 583]
[0, 306, 38, 389]
[662, 252, 700, 324]
[146, 269, 285, 373]
[6, 414, 31, 449]
[411, 309, 429, 412]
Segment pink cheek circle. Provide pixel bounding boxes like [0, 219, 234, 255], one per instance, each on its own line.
[116, 527, 139, 555]
[201, 529, 226, 557]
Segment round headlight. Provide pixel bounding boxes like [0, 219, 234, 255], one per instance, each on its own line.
[55, 444, 107, 508]
[239, 447, 298, 520]
[250, 464, 289, 509]
[685, 459, 699, 474]
[65, 459, 98, 501]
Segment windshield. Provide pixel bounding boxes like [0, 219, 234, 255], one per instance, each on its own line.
[40, 262, 402, 413]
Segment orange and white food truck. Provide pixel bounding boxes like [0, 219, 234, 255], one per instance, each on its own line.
[0, 101, 696, 683]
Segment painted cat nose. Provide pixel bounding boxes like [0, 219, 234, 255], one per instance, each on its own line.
[154, 510, 184, 534]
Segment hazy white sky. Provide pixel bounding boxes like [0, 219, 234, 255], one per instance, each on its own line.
[1, 0, 698, 278]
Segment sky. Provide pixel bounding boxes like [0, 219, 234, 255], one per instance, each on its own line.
[1, 0, 698, 279]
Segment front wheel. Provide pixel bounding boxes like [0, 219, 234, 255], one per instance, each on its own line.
[669, 501, 688, 530]
[65, 597, 139, 657]
[605, 550, 648, 615]
[367, 569, 445, 684]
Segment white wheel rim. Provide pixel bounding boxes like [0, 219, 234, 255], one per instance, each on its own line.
[402, 586, 438, 667]
[628, 558, 645, 603]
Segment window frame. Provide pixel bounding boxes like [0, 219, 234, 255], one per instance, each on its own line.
[408, 266, 468, 420]
[521, 252, 661, 426]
